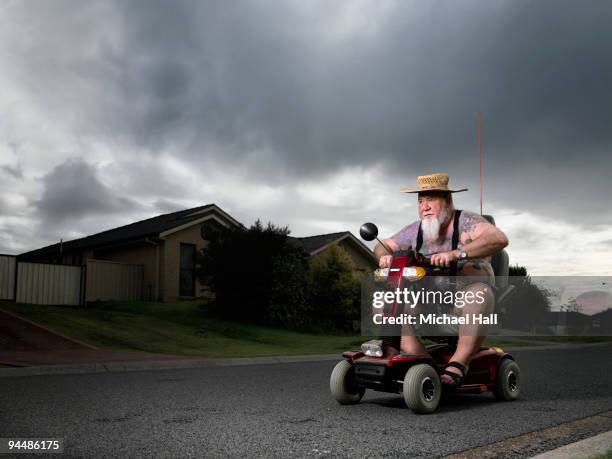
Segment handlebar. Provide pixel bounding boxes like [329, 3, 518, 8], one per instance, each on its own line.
[375, 250, 467, 280]
[421, 256, 467, 270]
[383, 249, 466, 270]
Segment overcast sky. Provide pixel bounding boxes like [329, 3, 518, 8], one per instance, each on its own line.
[1, 0, 611, 275]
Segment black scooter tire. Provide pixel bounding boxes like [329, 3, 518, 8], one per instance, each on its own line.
[330, 360, 365, 405]
[494, 359, 521, 401]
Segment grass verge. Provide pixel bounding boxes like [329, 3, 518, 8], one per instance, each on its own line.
[525, 336, 612, 344]
[589, 448, 612, 459]
[2, 300, 598, 358]
[0, 300, 372, 358]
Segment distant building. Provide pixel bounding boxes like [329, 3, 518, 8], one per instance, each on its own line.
[19, 204, 240, 302]
[19, 205, 376, 302]
[289, 232, 377, 278]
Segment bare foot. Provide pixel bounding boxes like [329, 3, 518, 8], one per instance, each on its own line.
[441, 360, 469, 385]
[383, 345, 399, 358]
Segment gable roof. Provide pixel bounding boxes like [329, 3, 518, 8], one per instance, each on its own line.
[289, 231, 376, 262]
[289, 232, 349, 254]
[19, 204, 242, 260]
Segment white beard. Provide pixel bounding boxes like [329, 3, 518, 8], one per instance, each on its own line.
[421, 208, 450, 242]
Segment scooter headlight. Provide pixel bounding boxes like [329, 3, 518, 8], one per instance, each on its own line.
[361, 339, 383, 357]
[402, 266, 426, 281]
[374, 268, 389, 282]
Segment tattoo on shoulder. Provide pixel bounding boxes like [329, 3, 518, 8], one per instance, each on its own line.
[461, 213, 487, 234]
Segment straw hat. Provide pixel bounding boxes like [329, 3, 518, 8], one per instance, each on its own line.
[400, 173, 468, 194]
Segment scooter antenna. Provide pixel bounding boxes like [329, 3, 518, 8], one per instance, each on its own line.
[478, 112, 484, 215]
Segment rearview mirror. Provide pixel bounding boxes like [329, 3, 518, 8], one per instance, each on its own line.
[359, 222, 378, 241]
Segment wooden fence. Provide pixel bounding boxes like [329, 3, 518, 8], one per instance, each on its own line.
[86, 259, 143, 302]
[15, 262, 84, 306]
[0, 255, 16, 300]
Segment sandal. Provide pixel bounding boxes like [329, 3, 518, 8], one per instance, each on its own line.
[440, 361, 468, 387]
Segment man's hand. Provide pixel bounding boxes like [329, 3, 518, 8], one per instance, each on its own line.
[379, 255, 393, 268]
[430, 250, 459, 268]
[375, 238, 399, 268]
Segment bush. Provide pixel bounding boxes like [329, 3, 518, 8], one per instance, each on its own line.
[509, 264, 527, 276]
[308, 245, 361, 332]
[197, 220, 307, 324]
[268, 251, 311, 329]
[504, 265, 551, 332]
[198, 221, 362, 333]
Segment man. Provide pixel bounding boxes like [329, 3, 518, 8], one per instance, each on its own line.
[373, 173, 509, 386]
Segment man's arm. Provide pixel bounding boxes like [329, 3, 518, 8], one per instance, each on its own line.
[459, 213, 509, 259]
[430, 212, 508, 267]
[375, 222, 418, 267]
[374, 238, 400, 268]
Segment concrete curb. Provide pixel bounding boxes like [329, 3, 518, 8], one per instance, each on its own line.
[444, 410, 612, 459]
[530, 429, 612, 459]
[0, 342, 610, 379]
[0, 354, 341, 378]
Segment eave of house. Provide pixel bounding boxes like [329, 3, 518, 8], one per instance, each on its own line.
[159, 213, 236, 238]
[309, 233, 377, 263]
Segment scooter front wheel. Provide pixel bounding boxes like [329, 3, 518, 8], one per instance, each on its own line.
[403, 363, 441, 414]
[330, 360, 365, 405]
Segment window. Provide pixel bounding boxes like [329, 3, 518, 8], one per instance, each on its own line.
[73, 253, 82, 266]
[179, 243, 196, 297]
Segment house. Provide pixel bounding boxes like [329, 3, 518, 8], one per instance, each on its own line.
[589, 308, 612, 334]
[541, 311, 591, 335]
[19, 204, 241, 301]
[288, 232, 377, 277]
[19, 205, 377, 302]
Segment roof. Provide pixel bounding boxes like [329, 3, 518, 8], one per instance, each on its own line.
[289, 232, 350, 254]
[289, 231, 376, 262]
[19, 204, 241, 260]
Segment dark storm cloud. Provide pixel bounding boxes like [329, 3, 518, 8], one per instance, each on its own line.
[2, 165, 23, 179]
[35, 158, 140, 225]
[3, 0, 612, 221]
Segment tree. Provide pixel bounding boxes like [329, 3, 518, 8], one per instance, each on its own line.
[197, 219, 308, 324]
[504, 264, 551, 333]
[268, 250, 311, 329]
[308, 245, 361, 332]
[560, 297, 583, 313]
[509, 264, 527, 276]
[198, 220, 362, 333]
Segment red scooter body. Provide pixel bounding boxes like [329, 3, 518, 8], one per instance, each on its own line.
[330, 238, 521, 413]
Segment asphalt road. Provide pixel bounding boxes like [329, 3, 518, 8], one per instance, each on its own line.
[1, 344, 611, 458]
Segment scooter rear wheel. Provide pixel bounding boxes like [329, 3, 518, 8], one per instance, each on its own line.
[330, 360, 365, 405]
[494, 358, 521, 401]
[403, 363, 441, 414]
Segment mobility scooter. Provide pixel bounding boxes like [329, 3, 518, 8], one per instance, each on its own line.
[330, 219, 520, 414]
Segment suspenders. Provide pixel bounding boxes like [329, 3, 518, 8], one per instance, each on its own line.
[451, 209, 462, 251]
[415, 209, 462, 253]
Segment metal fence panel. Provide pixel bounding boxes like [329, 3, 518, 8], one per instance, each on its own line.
[0, 255, 16, 300]
[86, 259, 143, 302]
[16, 262, 82, 305]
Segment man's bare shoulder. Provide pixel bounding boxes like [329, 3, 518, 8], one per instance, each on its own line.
[389, 220, 420, 249]
[458, 210, 490, 234]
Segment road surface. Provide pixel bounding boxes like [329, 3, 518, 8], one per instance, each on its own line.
[1, 344, 611, 457]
